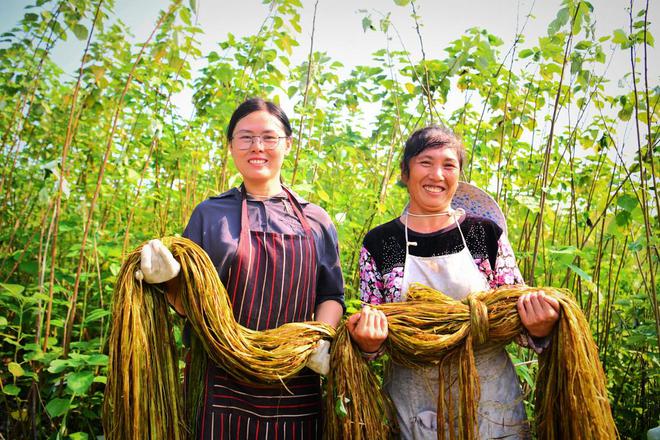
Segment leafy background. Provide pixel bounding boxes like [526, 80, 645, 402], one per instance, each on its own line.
[0, 0, 658, 438]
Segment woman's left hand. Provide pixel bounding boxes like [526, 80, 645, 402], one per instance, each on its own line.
[517, 291, 560, 338]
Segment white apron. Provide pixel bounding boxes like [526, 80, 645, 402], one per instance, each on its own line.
[384, 211, 529, 439]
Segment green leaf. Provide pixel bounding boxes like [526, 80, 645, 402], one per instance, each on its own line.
[188, 0, 197, 12]
[0, 316, 7, 329]
[612, 29, 629, 45]
[567, 264, 593, 282]
[519, 48, 534, 59]
[627, 239, 644, 252]
[8, 362, 24, 377]
[69, 433, 89, 440]
[548, 246, 578, 264]
[72, 24, 88, 41]
[46, 398, 70, 418]
[3, 384, 20, 396]
[317, 188, 330, 203]
[84, 309, 111, 323]
[617, 194, 638, 212]
[548, 7, 569, 34]
[48, 359, 70, 374]
[1, 283, 25, 297]
[361, 16, 374, 33]
[67, 371, 94, 395]
[335, 394, 349, 418]
[393, 0, 411, 5]
[86, 354, 109, 366]
[615, 210, 631, 227]
[23, 350, 44, 361]
[574, 40, 592, 50]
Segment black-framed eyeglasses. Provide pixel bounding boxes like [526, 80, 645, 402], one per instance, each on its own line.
[232, 135, 288, 150]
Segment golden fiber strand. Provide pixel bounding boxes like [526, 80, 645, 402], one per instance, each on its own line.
[103, 237, 335, 440]
[104, 238, 616, 440]
[324, 283, 618, 440]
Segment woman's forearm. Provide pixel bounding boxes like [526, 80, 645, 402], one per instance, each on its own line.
[314, 299, 343, 328]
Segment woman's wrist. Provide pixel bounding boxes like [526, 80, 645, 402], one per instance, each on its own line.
[360, 344, 386, 361]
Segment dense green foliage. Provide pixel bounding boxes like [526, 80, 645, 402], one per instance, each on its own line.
[0, 0, 657, 438]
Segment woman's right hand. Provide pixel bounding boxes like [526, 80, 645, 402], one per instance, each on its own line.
[135, 239, 181, 284]
[346, 305, 388, 353]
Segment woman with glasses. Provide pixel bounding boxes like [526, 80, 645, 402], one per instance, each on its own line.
[346, 125, 559, 439]
[137, 98, 344, 439]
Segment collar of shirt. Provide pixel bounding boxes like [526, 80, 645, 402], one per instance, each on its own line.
[210, 186, 310, 206]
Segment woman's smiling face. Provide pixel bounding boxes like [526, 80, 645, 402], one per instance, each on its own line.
[229, 110, 291, 189]
[402, 145, 461, 214]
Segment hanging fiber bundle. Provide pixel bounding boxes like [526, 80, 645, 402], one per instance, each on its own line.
[324, 283, 618, 440]
[102, 237, 335, 440]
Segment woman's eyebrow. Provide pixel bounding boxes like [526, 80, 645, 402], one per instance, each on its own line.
[235, 128, 278, 134]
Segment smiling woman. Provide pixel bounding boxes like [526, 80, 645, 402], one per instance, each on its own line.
[400, 126, 464, 231]
[227, 101, 292, 195]
[346, 125, 559, 439]
[134, 98, 345, 439]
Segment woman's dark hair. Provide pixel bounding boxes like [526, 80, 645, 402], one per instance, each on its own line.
[400, 125, 466, 177]
[226, 98, 293, 141]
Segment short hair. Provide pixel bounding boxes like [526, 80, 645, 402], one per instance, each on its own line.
[400, 125, 466, 177]
[226, 98, 292, 141]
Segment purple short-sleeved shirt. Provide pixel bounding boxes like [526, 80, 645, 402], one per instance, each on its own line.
[183, 186, 344, 309]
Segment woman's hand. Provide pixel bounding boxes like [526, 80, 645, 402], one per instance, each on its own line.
[517, 291, 560, 338]
[346, 305, 388, 353]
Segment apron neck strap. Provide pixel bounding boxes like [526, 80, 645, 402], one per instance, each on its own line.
[281, 186, 312, 234]
[403, 207, 468, 254]
[238, 184, 312, 241]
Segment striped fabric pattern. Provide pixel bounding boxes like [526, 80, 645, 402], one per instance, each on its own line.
[199, 188, 322, 440]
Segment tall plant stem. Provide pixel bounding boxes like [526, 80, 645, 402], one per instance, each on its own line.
[60, 2, 180, 357]
[121, 135, 160, 257]
[0, 4, 64, 201]
[290, 0, 319, 186]
[529, 6, 578, 285]
[42, 0, 104, 352]
[642, 0, 660, 220]
[628, 0, 660, 349]
[410, 1, 436, 121]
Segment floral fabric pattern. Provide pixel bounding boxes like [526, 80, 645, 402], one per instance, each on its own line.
[478, 233, 525, 289]
[359, 247, 406, 305]
[359, 234, 524, 304]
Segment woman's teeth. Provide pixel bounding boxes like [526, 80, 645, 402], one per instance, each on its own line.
[423, 185, 443, 193]
[249, 159, 267, 164]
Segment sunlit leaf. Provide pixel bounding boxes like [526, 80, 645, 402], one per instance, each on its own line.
[3, 384, 20, 396]
[72, 24, 88, 41]
[46, 398, 70, 418]
[67, 371, 95, 395]
[8, 362, 24, 377]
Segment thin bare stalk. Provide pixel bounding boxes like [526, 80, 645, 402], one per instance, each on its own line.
[61, 2, 180, 357]
[42, 0, 105, 352]
[529, 6, 578, 284]
[410, 1, 436, 121]
[628, 0, 660, 348]
[290, 0, 319, 186]
[642, 0, 660, 220]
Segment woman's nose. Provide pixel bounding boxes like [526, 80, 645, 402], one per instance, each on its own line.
[430, 166, 445, 180]
[250, 138, 266, 152]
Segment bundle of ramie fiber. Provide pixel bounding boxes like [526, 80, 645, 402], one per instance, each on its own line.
[102, 237, 335, 440]
[104, 237, 617, 440]
[324, 283, 618, 440]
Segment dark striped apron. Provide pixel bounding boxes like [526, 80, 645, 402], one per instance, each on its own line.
[199, 186, 321, 440]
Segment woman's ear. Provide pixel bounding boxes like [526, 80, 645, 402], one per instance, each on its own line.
[284, 137, 293, 154]
[400, 171, 408, 185]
